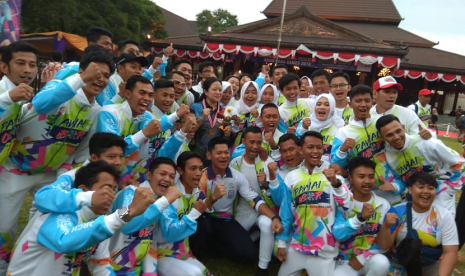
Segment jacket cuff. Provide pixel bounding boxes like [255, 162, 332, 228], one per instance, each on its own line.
[76, 191, 94, 208]
[131, 130, 147, 145]
[155, 196, 170, 212]
[104, 212, 126, 233]
[67, 74, 86, 91]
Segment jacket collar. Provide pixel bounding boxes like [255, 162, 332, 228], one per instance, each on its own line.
[75, 88, 96, 108]
[207, 165, 233, 179]
[122, 101, 140, 121]
[299, 159, 329, 174]
[0, 76, 17, 92]
[348, 116, 373, 128]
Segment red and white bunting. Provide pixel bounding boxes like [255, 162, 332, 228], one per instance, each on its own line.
[394, 70, 465, 84]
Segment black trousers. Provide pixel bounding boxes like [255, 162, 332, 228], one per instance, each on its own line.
[190, 214, 257, 263]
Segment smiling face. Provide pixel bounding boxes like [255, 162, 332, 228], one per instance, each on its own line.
[272, 68, 287, 86]
[176, 63, 193, 89]
[279, 139, 302, 167]
[178, 157, 204, 191]
[228, 77, 239, 96]
[374, 87, 398, 111]
[330, 76, 351, 101]
[243, 84, 258, 107]
[90, 146, 124, 169]
[1, 51, 38, 86]
[312, 75, 330, 95]
[418, 94, 432, 106]
[206, 144, 230, 171]
[154, 86, 175, 113]
[261, 86, 275, 104]
[94, 35, 113, 53]
[80, 62, 111, 101]
[261, 107, 279, 134]
[282, 80, 300, 102]
[300, 135, 323, 167]
[239, 76, 251, 90]
[242, 132, 262, 160]
[221, 86, 232, 105]
[146, 164, 176, 197]
[171, 73, 186, 100]
[349, 93, 372, 121]
[349, 166, 376, 198]
[205, 81, 222, 104]
[315, 97, 331, 121]
[125, 81, 155, 116]
[81, 172, 117, 215]
[117, 61, 143, 82]
[408, 182, 436, 213]
[379, 120, 406, 150]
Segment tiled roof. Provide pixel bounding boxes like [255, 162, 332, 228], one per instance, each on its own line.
[150, 36, 204, 50]
[263, 0, 402, 23]
[160, 7, 198, 38]
[401, 47, 465, 74]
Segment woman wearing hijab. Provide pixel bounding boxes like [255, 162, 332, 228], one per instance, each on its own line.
[219, 81, 236, 109]
[297, 94, 345, 163]
[300, 76, 315, 99]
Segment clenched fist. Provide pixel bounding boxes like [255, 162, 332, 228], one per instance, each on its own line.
[164, 185, 182, 204]
[340, 138, 355, 152]
[129, 187, 156, 218]
[193, 199, 207, 214]
[176, 104, 190, 118]
[267, 162, 278, 180]
[323, 168, 338, 187]
[91, 186, 115, 207]
[80, 62, 104, 83]
[9, 83, 34, 102]
[142, 119, 162, 137]
[383, 213, 398, 227]
[152, 57, 164, 70]
[360, 203, 375, 221]
[211, 183, 227, 201]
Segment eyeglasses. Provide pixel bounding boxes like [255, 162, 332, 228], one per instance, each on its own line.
[330, 83, 349, 89]
[169, 79, 186, 87]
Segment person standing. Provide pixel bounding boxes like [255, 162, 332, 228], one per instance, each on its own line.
[408, 88, 432, 128]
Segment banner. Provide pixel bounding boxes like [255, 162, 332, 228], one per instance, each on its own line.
[0, 0, 22, 46]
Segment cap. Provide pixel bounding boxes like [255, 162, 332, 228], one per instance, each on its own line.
[116, 52, 149, 67]
[418, 89, 432, 96]
[373, 76, 403, 91]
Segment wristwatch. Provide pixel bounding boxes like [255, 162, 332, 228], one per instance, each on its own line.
[356, 212, 366, 223]
[272, 215, 281, 222]
[117, 206, 131, 223]
[333, 179, 342, 188]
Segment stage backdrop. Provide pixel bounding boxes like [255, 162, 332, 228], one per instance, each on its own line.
[0, 0, 21, 45]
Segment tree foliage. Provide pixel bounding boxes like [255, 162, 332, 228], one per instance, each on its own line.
[196, 9, 238, 34]
[20, 0, 168, 43]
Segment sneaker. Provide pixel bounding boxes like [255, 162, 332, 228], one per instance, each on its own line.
[256, 267, 269, 276]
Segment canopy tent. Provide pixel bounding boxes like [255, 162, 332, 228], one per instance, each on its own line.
[21, 31, 89, 56]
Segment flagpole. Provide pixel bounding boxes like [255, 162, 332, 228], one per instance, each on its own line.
[275, 0, 288, 66]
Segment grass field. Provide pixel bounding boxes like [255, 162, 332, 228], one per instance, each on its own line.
[16, 136, 465, 276]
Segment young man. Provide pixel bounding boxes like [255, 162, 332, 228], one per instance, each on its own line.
[144, 152, 215, 276]
[157, 111, 196, 162]
[167, 71, 195, 106]
[7, 161, 155, 276]
[230, 126, 281, 275]
[108, 157, 182, 275]
[278, 73, 313, 131]
[171, 59, 200, 102]
[269, 64, 288, 105]
[311, 69, 331, 96]
[190, 138, 283, 270]
[0, 41, 38, 275]
[333, 157, 391, 276]
[34, 132, 126, 214]
[272, 131, 353, 276]
[191, 61, 216, 95]
[116, 39, 141, 57]
[330, 71, 353, 123]
[277, 134, 303, 180]
[408, 88, 433, 127]
[376, 114, 465, 216]
[97, 51, 148, 106]
[370, 76, 426, 136]
[0, 45, 113, 273]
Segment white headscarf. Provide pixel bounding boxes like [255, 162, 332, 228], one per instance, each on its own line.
[300, 76, 313, 87]
[310, 94, 345, 131]
[220, 81, 233, 108]
[259, 84, 279, 105]
[236, 81, 260, 114]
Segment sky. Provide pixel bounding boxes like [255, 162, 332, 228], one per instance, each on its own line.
[155, 0, 465, 56]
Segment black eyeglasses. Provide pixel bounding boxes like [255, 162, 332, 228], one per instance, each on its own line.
[330, 83, 349, 89]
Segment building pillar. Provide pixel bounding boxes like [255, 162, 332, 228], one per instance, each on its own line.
[358, 72, 365, 85]
[452, 80, 461, 112]
[233, 59, 241, 75]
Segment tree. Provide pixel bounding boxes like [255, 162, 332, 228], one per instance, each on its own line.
[196, 9, 238, 34]
[20, 0, 168, 43]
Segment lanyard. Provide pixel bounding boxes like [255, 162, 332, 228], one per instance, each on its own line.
[202, 99, 219, 129]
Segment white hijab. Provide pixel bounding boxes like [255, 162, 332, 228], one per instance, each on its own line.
[300, 76, 313, 87]
[310, 94, 345, 131]
[237, 81, 260, 115]
[259, 84, 279, 105]
[220, 81, 233, 108]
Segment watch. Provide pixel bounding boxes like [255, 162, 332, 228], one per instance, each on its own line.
[333, 179, 342, 188]
[117, 206, 131, 223]
[272, 215, 281, 222]
[356, 212, 366, 223]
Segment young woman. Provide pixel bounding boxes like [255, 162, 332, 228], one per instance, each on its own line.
[191, 77, 231, 163]
[377, 172, 458, 276]
[300, 76, 315, 99]
[236, 73, 252, 101]
[297, 94, 344, 162]
[225, 75, 240, 98]
[220, 81, 235, 108]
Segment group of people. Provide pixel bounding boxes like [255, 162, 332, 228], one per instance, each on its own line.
[0, 25, 462, 276]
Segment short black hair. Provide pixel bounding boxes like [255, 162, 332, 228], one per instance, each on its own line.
[89, 132, 127, 156]
[86, 26, 113, 44]
[79, 45, 115, 75]
[167, 71, 185, 79]
[279, 73, 301, 91]
[177, 151, 203, 171]
[117, 39, 139, 52]
[407, 171, 438, 188]
[225, 75, 239, 82]
[238, 73, 252, 83]
[203, 77, 221, 91]
[126, 75, 153, 91]
[330, 71, 350, 84]
[74, 160, 121, 189]
[208, 137, 230, 152]
[260, 103, 279, 115]
[299, 131, 323, 146]
[375, 114, 401, 134]
[172, 59, 192, 70]
[270, 64, 288, 77]
[199, 61, 214, 73]
[51, 50, 63, 62]
[148, 157, 176, 173]
[310, 69, 331, 83]
[278, 133, 299, 147]
[349, 84, 372, 101]
[154, 78, 175, 91]
[1, 41, 38, 65]
[347, 156, 376, 176]
[242, 126, 262, 140]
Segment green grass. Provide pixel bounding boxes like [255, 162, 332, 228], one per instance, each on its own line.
[15, 135, 464, 275]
